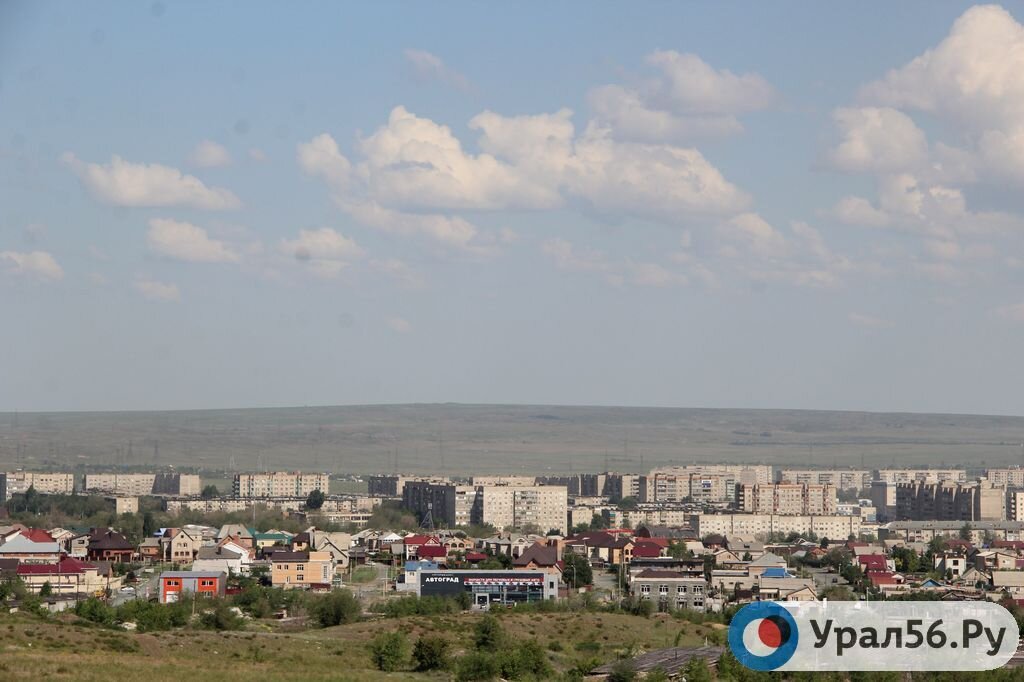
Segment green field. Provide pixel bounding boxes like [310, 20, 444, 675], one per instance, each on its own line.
[2, 403, 1023, 476]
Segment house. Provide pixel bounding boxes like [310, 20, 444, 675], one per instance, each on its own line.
[631, 541, 666, 559]
[727, 539, 766, 560]
[192, 546, 246, 575]
[867, 571, 907, 595]
[0, 536, 63, 564]
[158, 571, 226, 603]
[216, 525, 254, 549]
[163, 528, 203, 564]
[512, 543, 564, 578]
[635, 525, 695, 541]
[481, 534, 536, 558]
[974, 550, 1018, 572]
[306, 531, 351, 571]
[934, 552, 969, 578]
[992, 571, 1024, 596]
[398, 534, 443, 561]
[138, 537, 162, 563]
[858, 554, 895, 574]
[746, 552, 788, 577]
[253, 531, 293, 550]
[270, 550, 334, 590]
[757, 577, 817, 601]
[17, 557, 111, 596]
[87, 529, 134, 563]
[68, 531, 91, 558]
[400, 560, 438, 592]
[20, 528, 55, 543]
[628, 557, 704, 583]
[632, 569, 707, 611]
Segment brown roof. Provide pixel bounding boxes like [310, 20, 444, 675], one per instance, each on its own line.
[512, 543, 559, 567]
[270, 551, 309, 562]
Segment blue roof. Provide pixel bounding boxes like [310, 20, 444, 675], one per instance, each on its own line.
[404, 560, 438, 571]
[760, 567, 793, 578]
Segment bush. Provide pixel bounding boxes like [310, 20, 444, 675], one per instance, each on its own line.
[455, 651, 499, 681]
[75, 598, 116, 627]
[199, 600, 245, 631]
[373, 595, 466, 617]
[474, 614, 505, 651]
[310, 589, 361, 627]
[607, 659, 636, 682]
[412, 635, 451, 671]
[368, 631, 409, 672]
[497, 640, 551, 680]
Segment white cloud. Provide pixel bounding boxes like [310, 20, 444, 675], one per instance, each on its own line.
[589, 51, 774, 142]
[995, 302, 1024, 322]
[135, 279, 180, 302]
[848, 312, 893, 328]
[403, 48, 471, 92]
[189, 140, 231, 168]
[718, 213, 788, 259]
[829, 107, 928, 173]
[280, 228, 364, 277]
[0, 250, 63, 281]
[62, 153, 240, 210]
[541, 238, 611, 273]
[297, 133, 351, 189]
[147, 218, 240, 263]
[346, 202, 482, 253]
[833, 196, 891, 227]
[387, 316, 412, 334]
[629, 262, 688, 287]
[371, 258, 425, 288]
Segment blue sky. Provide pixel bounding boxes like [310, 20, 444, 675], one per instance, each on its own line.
[3, 2, 1024, 414]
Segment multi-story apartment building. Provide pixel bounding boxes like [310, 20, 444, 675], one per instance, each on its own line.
[880, 521, 1024, 544]
[367, 475, 448, 497]
[233, 472, 329, 498]
[736, 483, 837, 515]
[874, 469, 966, 485]
[536, 475, 583, 495]
[632, 570, 707, 611]
[601, 473, 643, 500]
[985, 468, 1024, 488]
[775, 469, 872, 491]
[1009, 490, 1024, 521]
[472, 475, 536, 487]
[893, 480, 1006, 522]
[650, 464, 773, 486]
[2, 471, 76, 499]
[869, 481, 898, 521]
[83, 473, 200, 497]
[403, 482, 568, 534]
[689, 513, 862, 541]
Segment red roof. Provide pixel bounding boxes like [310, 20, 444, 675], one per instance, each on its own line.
[868, 571, 897, 586]
[858, 554, 888, 572]
[402, 534, 438, 546]
[416, 545, 447, 559]
[21, 529, 55, 543]
[17, 557, 95, 575]
[993, 540, 1024, 550]
[465, 552, 487, 562]
[632, 542, 664, 558]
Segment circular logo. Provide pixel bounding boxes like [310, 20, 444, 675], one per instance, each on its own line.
[728, 601, 799, 671]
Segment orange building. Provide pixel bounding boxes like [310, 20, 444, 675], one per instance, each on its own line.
[158, 570, 226, 603]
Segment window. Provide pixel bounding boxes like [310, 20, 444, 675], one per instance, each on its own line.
[659, 584, 668, 594]
[281, 564, 289, 570]
[640, 584, 650, 594]
[693, 585, 703, 594]
[296, 564, 304, 571]
[677, 585, 687, 594]
[297, 574, 304, 581]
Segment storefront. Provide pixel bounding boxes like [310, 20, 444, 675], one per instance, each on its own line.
[417, 570, 557, 606]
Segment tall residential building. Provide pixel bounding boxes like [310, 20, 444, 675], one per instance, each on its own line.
[83, 473, 200, 497]
[403, 482, 568, 534]
[1008, 490, 1024, 521]
[472, 475, 536, 487]
[736, 483, 837, 515]
[600, 473, 643, 500]
[3, 471, 76, 499]
[367, 475, 448, 497]
[893, 480, 1006, 521]
[536, 475, 583, 495]
[874, 469, 966, 485]
[869, 481, 898, 521]
[689, 513, 861, 541]
[985, 468, 1024, 488]
[233, 472, 329, 498]
[775, 469, 872, 491]
[650, 464, 773, 486]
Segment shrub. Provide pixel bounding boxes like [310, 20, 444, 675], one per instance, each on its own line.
[75, 597, 116, 627]
[474, 614, 505, 651]
[412, 635, 451, 671]
[310, 589, 361, 627]
[497, 639, 551, 680]
[455, 651, 499, 681]
[368, 631, 409, 672]
[199, 600, 244, 631]
[607, 659, 636, 682]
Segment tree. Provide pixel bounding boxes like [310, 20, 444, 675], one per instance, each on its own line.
[311, 589, 361, 627]
[959, 523, 973, 541]
[607, 659, 637, 682]
[741, 551, 752, 561]
[563, 553, 593, 588]
[368, 631, 409, 672]
[474, 614, 506, 651]
[617, 496, 639, 510]
[201, 485, 219, 500]
[682, 657, 712, 682]
[39, 581, 52, 597]
[455, 651, 499, 681]
[590, 514, 610, 530]
[305, 489, 325, 510]
[412, 635, 451, 671]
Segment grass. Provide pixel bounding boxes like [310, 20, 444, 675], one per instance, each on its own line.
[349, 567, 378, 584]
[0, 608, 709, 680]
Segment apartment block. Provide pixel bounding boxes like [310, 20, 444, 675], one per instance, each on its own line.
[650, 464, 773, 486]
[233, 472, 329, 498]
[367, 475, 448, 497]
[775, 469, 872, 491]
[985, 468, 1024, 488]
[893, 480, 1006, 521]
[736, 483, 837, 515]
[2, 471, 76, 499]
[83, 473, 200, 497]
[472, 475, 536, 487]
[874, 469, 966, 485]
[402, 481, 478, 527]
[1009, 490, 1024, 521]
[403, 482, 568, 533]
[689, 513, 862, 541]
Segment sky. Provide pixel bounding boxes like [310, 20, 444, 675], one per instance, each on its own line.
[2, 2, 1024, 415]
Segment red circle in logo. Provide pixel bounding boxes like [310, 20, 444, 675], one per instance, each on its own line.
[758, 618, 783, 648]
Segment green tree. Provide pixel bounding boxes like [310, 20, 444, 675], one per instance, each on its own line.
[617, 496, 639, 510]
[959, 523, 973, 541]
[682, 657, 712, 682]
[311, 589, 361, 627]
[607, 659, 636, 682]
[368, 631, 409, 672]
[412, 635, 451, 671]
[201, 485, 219, 499]
[455, 651, 499, 681]
[474, 614, 506, 651]
[563, 552, 593, 588]
[305, 489, 325, 510]
[39, 581, 53, 597]
[199, 599, 244, 630]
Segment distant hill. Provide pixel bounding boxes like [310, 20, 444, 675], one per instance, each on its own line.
[1, 404, 1023, 476]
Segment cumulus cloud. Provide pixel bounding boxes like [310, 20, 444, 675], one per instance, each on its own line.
[135, 279, 180, 301]
[829, 107, 928, 173]
[403, 48, 471, 92]
[62, 153, 240, 209]
[280, 227, 364, 277]
[833, 196, 891, 227]
[589, 51, 774, 142]
[717, 212, 789, 259]
[0, 250, 63, 280]
[147, 218, 240, 263]
[189, 140, 231, 168]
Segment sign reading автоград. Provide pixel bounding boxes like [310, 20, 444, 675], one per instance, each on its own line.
[728, 601, 1019, 672]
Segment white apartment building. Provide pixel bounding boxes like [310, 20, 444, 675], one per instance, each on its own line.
[986, 468, 1024, 488]
[2, 471, 76, 499]
[874, 469, 966, 484]
[689, 513, 862, 541]
[650, 464, 773, 485]
[472, 475, 537, 487]
[233, 472, 329, 498]
[478, 485, 568, 535]
[83, 473, 201, 497]
[736, 483, 837, 515]
[775, 469, 871, 491]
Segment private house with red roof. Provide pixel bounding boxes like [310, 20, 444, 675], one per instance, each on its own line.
[17, 557, 110, 596]
[857, 554, 894, 574]
[401, 534, 443, 560]
[465, 551, 487, 564]
[512, 542, 564, 579]
[20, 528, 55, 543]
[867, 571, 906, 594]
[563, 531, 634, 565]
[992, 540, 1024, 552]
[632, 540, 666, 559]
[87, 529, 134, 563]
